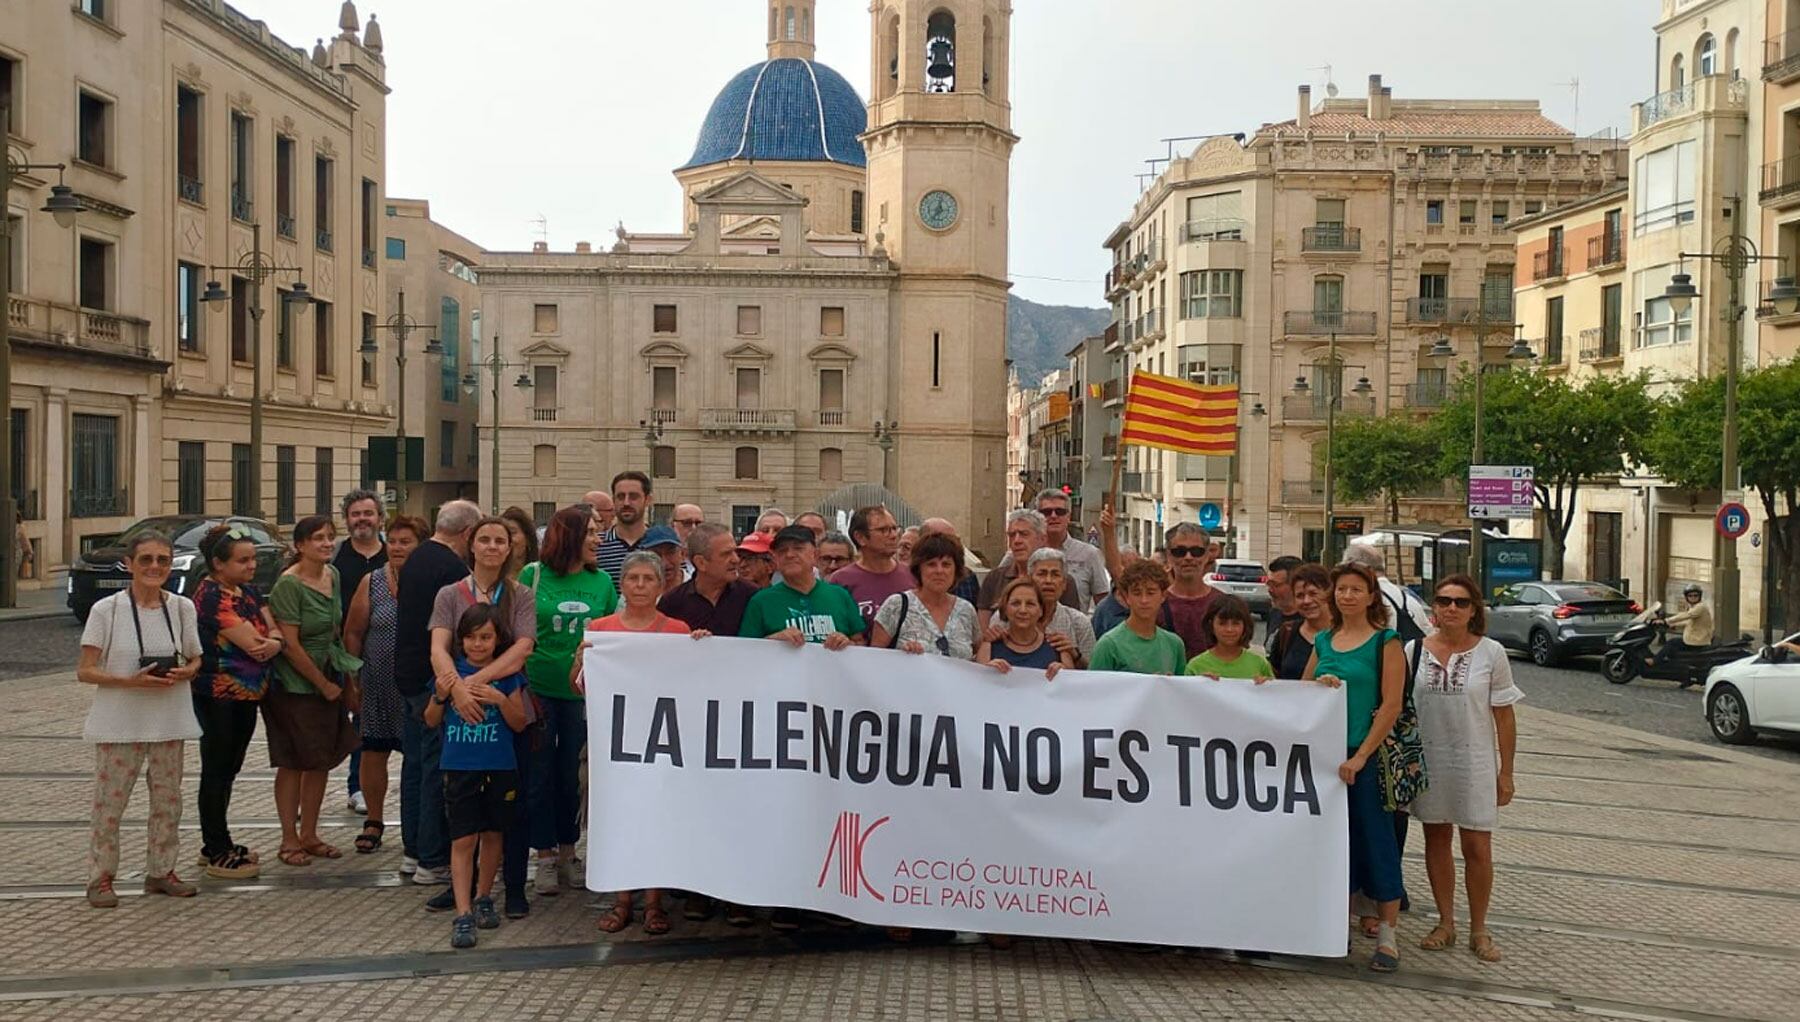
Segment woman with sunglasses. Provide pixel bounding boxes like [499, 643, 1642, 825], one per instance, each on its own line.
[1408, 574, 1521, 964]
[870, 531, 979, 658]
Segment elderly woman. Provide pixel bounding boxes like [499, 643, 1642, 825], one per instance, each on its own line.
[584, 550, 699, 936]
[344, 514, 429, 855]
[871, 532, 979, 658]
[266, 515, 363, 867]
[1409, 574, 1521, 964]
[77, 529, 205, 907]
[191, 523, 283, 879]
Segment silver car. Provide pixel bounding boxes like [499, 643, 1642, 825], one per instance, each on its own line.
[1488, 581, 1639, 667]
[1207, 559, 1271, 611]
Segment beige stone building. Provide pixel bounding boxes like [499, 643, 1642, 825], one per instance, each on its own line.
[1101, 77, 1626, 563]
[3, 0, 388, 587]
[377, 197, 479, 516]
[480, 0, 1014, 551]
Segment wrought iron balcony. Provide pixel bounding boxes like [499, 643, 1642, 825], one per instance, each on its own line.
[1586, 232, 1624, 270]
[1768, 28, 1800, 83]
[1301, 225, 1361, 253]
[1281, 480, 1326, 506]
[230, 190, 254, 223]
[699, 408, 797, 435]
[1531, 247, 1567, 281]
[316, 228, 333, 252]
[1578, 326, 1623, 360]
[178, 175, 203, 204]
[1283, 310, 1377, 335]
[276, 213, 297, 240]
[1281, 394, 1376, 422]
[1181, 218, 1246, 243]
[1405, 296, 1513, 325]
[1637, 81, 1696, 129]
[72, 488, 128, 518]
[1761, 157, 1800, 206]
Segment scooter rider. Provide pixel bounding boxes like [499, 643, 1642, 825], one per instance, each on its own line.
[1656, 585, 1713, 663]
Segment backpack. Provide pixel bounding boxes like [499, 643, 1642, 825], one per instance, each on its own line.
[1383, 585, 1428, 646]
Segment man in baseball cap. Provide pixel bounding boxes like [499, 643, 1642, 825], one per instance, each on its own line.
[640, 525, 686, 595]
[735, 531, 776, 591]
[739, 526, 864, 649]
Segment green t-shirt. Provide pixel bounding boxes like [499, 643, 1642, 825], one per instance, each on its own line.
[1089, 623, 1187, 675]
[269, 568, 362, 696]
[738, 578, 866, 642]
[1185, 648, 1275, 680]
[1313, 627, 1399, 746]
[518, 562, 618, 700]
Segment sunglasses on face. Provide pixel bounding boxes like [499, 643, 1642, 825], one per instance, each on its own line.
[1039, 507, 1069, 517]
[134, 555, 173, 566]
[1168, 545, 1209, 559]
[1433, 596, 1475, 609]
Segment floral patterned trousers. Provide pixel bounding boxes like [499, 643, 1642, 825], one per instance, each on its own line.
[89, 740, 185, 884]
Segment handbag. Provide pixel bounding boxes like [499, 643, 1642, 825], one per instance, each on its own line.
[1372, 636, 1429, 812]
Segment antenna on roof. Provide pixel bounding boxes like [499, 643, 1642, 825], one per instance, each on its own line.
[1558, 77, 1581, 134]
[528, 214, 548, 247]
[1311, 64, 1338, 99]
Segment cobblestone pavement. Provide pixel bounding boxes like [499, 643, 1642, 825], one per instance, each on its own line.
[1, 669, 1795, 1021]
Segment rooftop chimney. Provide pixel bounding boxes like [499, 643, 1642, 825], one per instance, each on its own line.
[1297, 85, 1311, 130]
[574, 241, 591, 253]
[531, 241, 548, 254]
[1367, 74, 1389, 119]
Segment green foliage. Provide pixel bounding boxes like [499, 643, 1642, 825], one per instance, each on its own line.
[1329, 413, 1442, 521]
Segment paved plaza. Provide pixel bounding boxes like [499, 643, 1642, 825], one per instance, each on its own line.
[0, 666, 1794, 1021]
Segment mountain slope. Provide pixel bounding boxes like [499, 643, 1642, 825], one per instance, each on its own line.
[1007, 295, 1109, 386]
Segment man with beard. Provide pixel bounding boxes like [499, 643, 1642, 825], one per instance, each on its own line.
[332, 488, 388, 814]
[595, 473, 652, 589]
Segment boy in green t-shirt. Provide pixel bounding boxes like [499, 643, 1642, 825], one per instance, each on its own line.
[1088, 559, 1187, 675]
[1184, 594, 1274, 681]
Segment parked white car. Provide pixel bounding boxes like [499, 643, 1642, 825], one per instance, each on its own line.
[1702, 632, 1800, 745]
[1207, 559, 1270, 610]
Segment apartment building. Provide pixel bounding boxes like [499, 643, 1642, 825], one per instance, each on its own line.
[379, 198, 480, 516]
[1102, 76, 1626, 562]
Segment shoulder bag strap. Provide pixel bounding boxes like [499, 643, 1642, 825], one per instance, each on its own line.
[887, 592, 910, 649]
[1408, 638, 1424, 699]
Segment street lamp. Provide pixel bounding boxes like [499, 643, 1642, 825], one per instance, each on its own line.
[461, 340, 533, 513]
[1292, 366, 1373, 564]
[639, 417, 665, 475]
[2, 110, 88, 607]
[872, 419, 899, 489]
[199, 223, 316, 521]
[1431, 317, 1533, 591]
[359, 290, 443, 510]
[1659, 201, 1799, 642]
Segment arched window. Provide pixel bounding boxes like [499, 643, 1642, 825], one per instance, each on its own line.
[1670, 53, 1685, 90]
[982, 16, 994, 95]
[800, 6, 810, 42]
[1696, 33, 1717, 77]
[925, 10, 956, 93]
[785, 5, 796, 41]
[735, 447, 760, 480]
[880, 12, 900, 99]
[1725, 28, 1739, 79]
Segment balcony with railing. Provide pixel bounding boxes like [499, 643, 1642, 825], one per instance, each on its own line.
[1283, 310, 1378, 335]
[6, 295, 157, 362]
[1301, 224, 1361, 253]
[178, 176, 203, 205]
[1105, 265, 1127, 298]
[816, 409, 847, 426]
[1578, 325, 1624, 361]
[1403, 383, 1448, 408]
[1586, 231, 1624, 270]
[1538, 334, 1567, 366]
[1181, 218, 1246, 243]
[645, 408, 677, 426]
[276, 213, 296, 240]
[230, 190, 254, 223]
[1137, 307, 1164, 341]
[1101, 435, 1120, 458]
[1766, 28, 1800, 83]
[316, 228, 333, 252]
[699, 408, 797, 435]
[1101, 378, 1123, 405]
[1761, 156, 1800, 207]
[1281, 479, 1326, 506]
[1281, 394, 1376, 422]
[531, 408, 558, 422]
[1405, 296, 1514, 325]
[1103, 321, 1120, 349]
[1531, 247, 1567, 282]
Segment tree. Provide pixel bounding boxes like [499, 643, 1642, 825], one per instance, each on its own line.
[1642, 360, 1800, 633]
[1430, 369, 1654, 579]
[1330, 413, 1444, 524]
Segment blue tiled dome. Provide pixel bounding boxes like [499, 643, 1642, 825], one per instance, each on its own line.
[682, 59, 867, 170]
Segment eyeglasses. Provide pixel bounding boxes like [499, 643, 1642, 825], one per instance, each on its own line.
[1433, 596, 1475, 609]
[1168, 545, 1209, 559]
[1039, 507, 1069, 517]
[934, 634, 950, 654]
[673, 519, 705, 527]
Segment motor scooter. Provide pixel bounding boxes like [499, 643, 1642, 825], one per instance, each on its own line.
[1601, 602, 1752, 686]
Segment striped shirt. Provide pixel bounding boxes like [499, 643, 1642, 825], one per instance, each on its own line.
[596, 528, 651, 589]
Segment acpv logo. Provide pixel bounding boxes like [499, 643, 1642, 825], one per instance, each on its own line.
[816, 811, 889, 900]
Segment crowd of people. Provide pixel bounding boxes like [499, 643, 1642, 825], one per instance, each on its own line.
[74, 477, 1521, 970]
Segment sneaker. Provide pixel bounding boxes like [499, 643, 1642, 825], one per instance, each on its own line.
[534, 857, 561, 896]
[683, 895, 716, 922]
[558, 855, 584, 893]
[474, 895, 501, 930]
[724, 903, 755, 927]
[144, 872, 198, 898]
[424, 886, 458, 913]
[347, 791, 368, 815]
[86, 876, 119, 909]
[399, 855, 419, 876]
[769, 907, 801, 931]
[451, 913, 477, 949]
[504, 888, 530, 919]
[412, 865, 450, 886]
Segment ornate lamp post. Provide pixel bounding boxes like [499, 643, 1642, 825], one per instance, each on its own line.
[1291, 365, 1373, 564]
[359, 290, 442, 507]
[2, 109, 88, 606]
[639, 417, 665, 475]
[461, 339, 532, 514]
[872, 419, 899, 489]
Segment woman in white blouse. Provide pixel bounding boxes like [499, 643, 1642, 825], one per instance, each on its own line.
[1407, 573, 1521, 963]
[75, 530, 205, 908]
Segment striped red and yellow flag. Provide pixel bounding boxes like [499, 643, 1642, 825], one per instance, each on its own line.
[1120, 372, 1239, 456]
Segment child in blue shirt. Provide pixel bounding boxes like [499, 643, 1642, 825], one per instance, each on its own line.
[425, 603, 527, 949]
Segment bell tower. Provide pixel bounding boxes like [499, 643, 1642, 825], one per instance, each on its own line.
[864, 0, 1016, 549]
[767, 0, 816, 60]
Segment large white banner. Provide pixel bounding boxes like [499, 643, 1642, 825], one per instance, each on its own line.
[584, 633, 1349, 955]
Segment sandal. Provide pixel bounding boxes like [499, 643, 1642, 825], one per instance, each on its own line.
[1418, 923, 1457, 951]
[1470, 930, 1503, 963]
[205, 846, 261, 880]
[642, 905, 671, 936]
[277, 846, 312, 867]
[354, 821, 385, 854]
[234, 844, 261, 864]
[596, 902, 632, 933]
[302, 840, 343, 860]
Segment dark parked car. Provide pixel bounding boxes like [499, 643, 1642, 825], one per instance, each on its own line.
[1488, 581, 1640, 666]
[67, 516, 286, 623]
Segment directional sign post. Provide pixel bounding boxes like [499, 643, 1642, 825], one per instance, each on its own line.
[1468, 465, 1535, 520]
[1717, 502, 1751, 540]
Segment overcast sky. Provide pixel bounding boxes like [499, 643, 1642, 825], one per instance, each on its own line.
[240, 0, 1653, 307]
